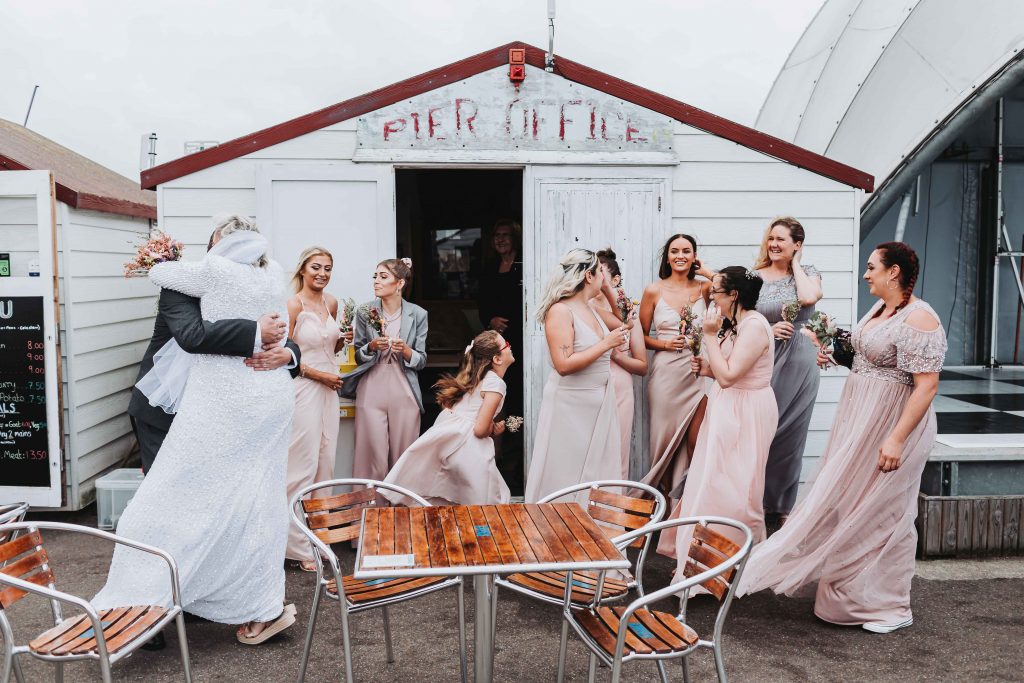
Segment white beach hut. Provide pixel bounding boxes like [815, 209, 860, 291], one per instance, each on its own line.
[140, 42, 873, 492]
[0, 119, 156, 509]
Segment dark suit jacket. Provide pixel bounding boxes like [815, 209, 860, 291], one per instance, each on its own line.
[129, 288, 301, 430]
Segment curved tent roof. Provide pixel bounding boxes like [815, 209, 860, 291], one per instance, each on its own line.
[756, 0, 1024, 198]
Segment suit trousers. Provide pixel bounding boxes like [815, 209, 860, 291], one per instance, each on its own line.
[132, 416, 170, 474]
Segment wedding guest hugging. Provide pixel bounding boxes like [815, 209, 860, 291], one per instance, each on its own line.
[283, 246, 353, 572]
[593, 248, 648, 478]
[638, 234, 713, 503]
[341, 258, 427, 492]
[383, 330, 515, 506]
[660, 266, 778, 564]
[753, 217, 823, 531]
[524, 248, 632, 504]
[738, 242, 946, 635]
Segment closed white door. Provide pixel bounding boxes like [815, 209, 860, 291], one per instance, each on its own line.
[522, 166, 672, 480]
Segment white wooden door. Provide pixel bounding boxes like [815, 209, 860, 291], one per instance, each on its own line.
[0, 170, 63, 507]
[522, 166, 672, 480]
[256, 164, 395, 305]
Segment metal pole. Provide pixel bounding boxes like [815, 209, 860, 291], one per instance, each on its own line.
[23, 85, 39, 127]
[894, 190, 913, 242]
[988, 98, 1004, 367]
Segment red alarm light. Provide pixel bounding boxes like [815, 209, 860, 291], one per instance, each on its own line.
[509, 48, 526, 88]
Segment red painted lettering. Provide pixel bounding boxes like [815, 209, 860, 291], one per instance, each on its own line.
[410, 112, 421, 139]
[428, 107, 446, 139]
[383, 118, 406, 141]
[455, 99, 477, 135]
[559, 100, 581, 141]
[625, 119, 647, 143]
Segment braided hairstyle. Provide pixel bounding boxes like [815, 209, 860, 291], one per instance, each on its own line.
[715, 266, 764, 333]
[872, 241, 919, 318]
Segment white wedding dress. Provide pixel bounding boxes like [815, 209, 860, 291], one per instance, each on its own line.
[93, 254, 294, 624]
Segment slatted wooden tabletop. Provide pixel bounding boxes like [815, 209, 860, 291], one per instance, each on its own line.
[354, 503, 630, 579]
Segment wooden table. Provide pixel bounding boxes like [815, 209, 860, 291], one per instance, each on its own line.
[354, 503, 630, 682]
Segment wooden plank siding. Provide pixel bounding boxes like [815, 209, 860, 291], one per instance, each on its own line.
[59, 206, 153, 508]
[917, 492, 1024, 557]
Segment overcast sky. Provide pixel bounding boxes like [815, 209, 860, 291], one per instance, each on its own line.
[1, 0, 822, 181]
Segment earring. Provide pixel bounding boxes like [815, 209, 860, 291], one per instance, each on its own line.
[887, 278, 899, 290]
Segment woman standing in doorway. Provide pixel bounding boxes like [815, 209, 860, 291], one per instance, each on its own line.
[739, 243, 945, 634]
[592, 248, 647, 478]
[638, 234, 712, 502]
[525, 248, 632, 503]
[283, 247, 352, 571]
[754, 217, 823, 530]
[341, 258, 427, 486]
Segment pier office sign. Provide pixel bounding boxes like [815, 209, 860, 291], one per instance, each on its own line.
[355, 66, 675, 160]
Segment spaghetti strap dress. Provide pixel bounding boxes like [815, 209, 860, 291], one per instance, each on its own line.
[525, 308, 621, 505]
[284, 298, 341, 562]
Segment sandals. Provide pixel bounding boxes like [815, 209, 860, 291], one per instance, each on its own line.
[236, 603, 297, 645]
[287, 559, 318, 573]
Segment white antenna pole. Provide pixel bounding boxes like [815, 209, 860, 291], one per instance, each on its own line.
[148, 133, 158, 169]
[546, 0, 556, 72]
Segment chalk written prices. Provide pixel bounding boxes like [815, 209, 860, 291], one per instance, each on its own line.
[0, 297, 53, 487]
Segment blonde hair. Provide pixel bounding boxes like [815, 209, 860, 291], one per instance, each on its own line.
[535, 248, 599, 322]
[208, 214, 268, 267]
[291, 246, 333, 293]
[434, 330, 503, 409]
[754, 216, 805, 270]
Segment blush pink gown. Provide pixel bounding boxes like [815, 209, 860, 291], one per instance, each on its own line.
[640, 297, 708, 500]
[383, 371, 511, 506]
[525, 308, 621, 505]
[659, 312, 778, 560]
[593, 296, 640, 478]
[285, 300, 341, 562]
[738, 300, 946, 627]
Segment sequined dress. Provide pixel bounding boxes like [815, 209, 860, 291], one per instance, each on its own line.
[93, 255, 294, 624]
[755, 264, 821, 515]
[737, 300, 947, 626]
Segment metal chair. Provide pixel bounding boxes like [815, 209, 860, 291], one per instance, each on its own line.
[0, 504, 29, 549]
[291, 479, 467, 683]
[556, 516, 753, 683]
[495, 481, 668, 610]
[0, 521, 192, 683]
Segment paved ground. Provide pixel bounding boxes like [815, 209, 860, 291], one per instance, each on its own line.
[4, 509, 1022, 682]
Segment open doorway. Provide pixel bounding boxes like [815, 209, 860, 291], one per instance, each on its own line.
[396, 168, 525, 495]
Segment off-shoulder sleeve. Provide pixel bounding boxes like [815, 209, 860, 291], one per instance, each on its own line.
[480, 372, 507, 397]
[801, 264, 820, 279]
[896, 322, 947, 374]
[149, 257, 217, 298]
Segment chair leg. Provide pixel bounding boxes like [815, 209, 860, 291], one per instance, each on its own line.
[297, 586, 323, 683]
[587, 652, 598, 683]
[713, 643, 728, 683]
[456, 582, 468, 683]
[490, 583, 499, 644]
[655, 659, 669, 683]
[54, 661, 64, 683]
[337, 599, 355, 683]
[1, 645, 11, 683]
[611, 655, 625, 683]
[10, 656, 25, 683]
[681, 655, 692, 683]
[175, 613, 193, 683]
[556, 617, 570, 683]
[380, 606, 395, 663]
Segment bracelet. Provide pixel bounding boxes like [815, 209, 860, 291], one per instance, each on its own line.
[299, 364, 306, 378]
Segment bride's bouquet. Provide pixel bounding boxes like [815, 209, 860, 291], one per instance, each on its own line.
[804, 311, 854, 369]
[124, 231, 184, 277]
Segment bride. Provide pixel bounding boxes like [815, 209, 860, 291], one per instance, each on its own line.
[93, 215, 296, 644]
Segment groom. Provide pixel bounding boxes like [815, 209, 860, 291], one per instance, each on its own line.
[128, 233, 302, 473]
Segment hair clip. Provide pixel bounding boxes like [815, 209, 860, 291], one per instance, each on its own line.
[464, 340, 474, 356]
[401, 257, 413, 267]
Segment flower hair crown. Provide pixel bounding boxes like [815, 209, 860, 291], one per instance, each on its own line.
[745, 269, 761, 280]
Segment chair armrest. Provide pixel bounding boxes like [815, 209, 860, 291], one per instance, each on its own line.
[1, 521, 183, 608]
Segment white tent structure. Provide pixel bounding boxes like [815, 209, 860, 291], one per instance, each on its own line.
[757, 0, 1024, 365]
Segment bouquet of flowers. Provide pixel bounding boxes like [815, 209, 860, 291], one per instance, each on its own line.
[123, 231, 184, 277]
[782, 301, 802, 324]
[615, 288, 639, 323]
[504, 415, 524, 433]
[804, 311, 854, 369]
[338, 298, 357, 335]
[358, 303, 385, 337]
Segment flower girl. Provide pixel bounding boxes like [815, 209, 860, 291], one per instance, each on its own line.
[383, 330, 514, 506]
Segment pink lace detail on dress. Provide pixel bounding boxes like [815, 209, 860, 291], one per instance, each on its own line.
[850, 300, 947, 386]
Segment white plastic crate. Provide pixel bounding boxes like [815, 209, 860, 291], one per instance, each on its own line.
[95, 468, 145, 530]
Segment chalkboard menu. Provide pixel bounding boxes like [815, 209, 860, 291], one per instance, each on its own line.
[0, 296, 52, 487]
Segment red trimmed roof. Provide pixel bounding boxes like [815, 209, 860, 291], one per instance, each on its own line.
[141, 42, 873, 192]
[0, 118, 156, 220]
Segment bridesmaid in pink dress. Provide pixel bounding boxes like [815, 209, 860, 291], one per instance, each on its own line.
[593, 248, 648, 478]
[525, 249, 633, 504]
[283, 247, 352, 570]
[383, 330, 514, 506]
[660, 266, 778, 561]
[738, 242, 945, 634]
[639, 234, 713, 502]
